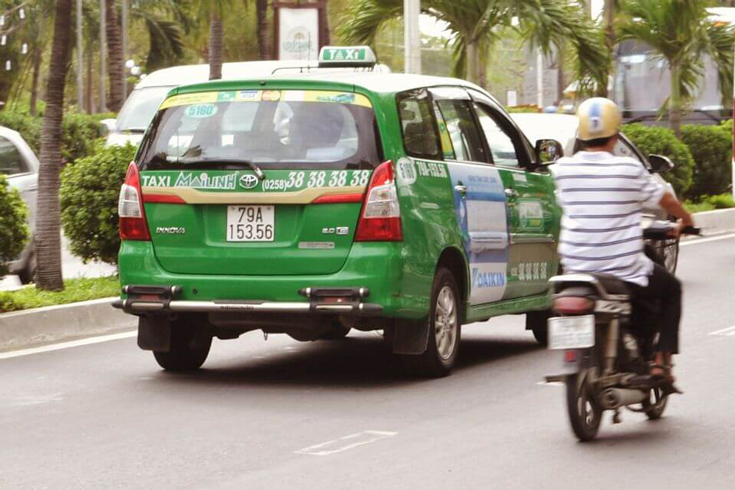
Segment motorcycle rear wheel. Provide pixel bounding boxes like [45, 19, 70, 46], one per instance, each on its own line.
[642, 387, 668, 420]
[566, 370, 602, 442]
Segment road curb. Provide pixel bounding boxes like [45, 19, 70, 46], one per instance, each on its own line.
[693, 208, 735, 235]
[0, 298, 135, 353]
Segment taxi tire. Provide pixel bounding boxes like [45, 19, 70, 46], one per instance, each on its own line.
[402, 268, 461, 378]
[153, 320, 212, 371]
[321, 322, 351, 340]
[527, 310, 550, 346]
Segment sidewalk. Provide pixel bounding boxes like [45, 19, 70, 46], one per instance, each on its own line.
[0, 236, 117, 292]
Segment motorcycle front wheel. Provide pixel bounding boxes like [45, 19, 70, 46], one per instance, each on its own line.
[566, 370, 602, 442]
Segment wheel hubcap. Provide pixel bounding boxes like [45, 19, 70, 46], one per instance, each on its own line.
[434, 286, 458, 360]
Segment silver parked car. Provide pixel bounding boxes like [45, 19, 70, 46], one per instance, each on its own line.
[0, 126, 38, 283]
[511, 113, 681, 273]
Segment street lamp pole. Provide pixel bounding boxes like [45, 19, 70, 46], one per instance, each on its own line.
[403, 0, 421, 74]
[99, 0, 107, 112]
[76, 0, 83, 112]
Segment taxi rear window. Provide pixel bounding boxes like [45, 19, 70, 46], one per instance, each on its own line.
[137, 90, 381, 171]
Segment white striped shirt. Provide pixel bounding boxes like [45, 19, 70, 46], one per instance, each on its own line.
[551, 151, 666, 286]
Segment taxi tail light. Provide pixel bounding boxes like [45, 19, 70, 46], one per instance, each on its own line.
[119, 162, 151, 241]
[355, 160, 403, 242]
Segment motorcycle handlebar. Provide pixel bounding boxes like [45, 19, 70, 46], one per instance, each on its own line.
[642, 221, 702, 240]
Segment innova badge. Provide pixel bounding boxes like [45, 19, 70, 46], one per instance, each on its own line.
[239, 173, 259, 190]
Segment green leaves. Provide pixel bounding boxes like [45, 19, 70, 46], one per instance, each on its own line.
[0, 175, 29, 278]
[338, 0, 608, 88]
[60, 143, 139, 265]
[619, 0, 735, 127]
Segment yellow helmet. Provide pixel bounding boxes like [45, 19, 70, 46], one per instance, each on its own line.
[577, 97, 622, 141]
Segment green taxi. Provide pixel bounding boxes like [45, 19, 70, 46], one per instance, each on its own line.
[114, 47, 561, 376]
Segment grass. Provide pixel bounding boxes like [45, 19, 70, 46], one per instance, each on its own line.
[684, 193, 735, 214]
[0, 275, 120, 314]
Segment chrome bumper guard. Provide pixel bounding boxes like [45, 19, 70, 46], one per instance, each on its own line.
[112, 285, 383, 316]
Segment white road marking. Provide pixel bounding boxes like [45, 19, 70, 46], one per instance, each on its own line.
[296, 430, 397, 456]
[709, 326, 735, 336]
[0, 331, 136, 360]
[680, 233, 735, 247]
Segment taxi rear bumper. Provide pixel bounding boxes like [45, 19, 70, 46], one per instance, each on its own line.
[112, 285, 383, 316]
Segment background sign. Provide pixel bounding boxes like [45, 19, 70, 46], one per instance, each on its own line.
[277, 7, 319, 61]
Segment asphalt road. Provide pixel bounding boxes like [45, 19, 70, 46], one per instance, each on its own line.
[2, 235, 735, 490]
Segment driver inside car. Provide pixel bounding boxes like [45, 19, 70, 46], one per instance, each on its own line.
[551, 97, 694, 387]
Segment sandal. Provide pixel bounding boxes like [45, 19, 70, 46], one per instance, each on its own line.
[650, 363, 683, 395]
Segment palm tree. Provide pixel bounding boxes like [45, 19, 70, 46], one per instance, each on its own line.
[36, 0, 75, 291]
[338, 0, 608, 91]
[196, 0, 235, 80]
[106, 0, 125, 112]
[619, 0, 735, 137]
[256, 0, 270, 60]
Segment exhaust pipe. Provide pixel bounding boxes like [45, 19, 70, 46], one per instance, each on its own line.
[601, 388, 648, 409]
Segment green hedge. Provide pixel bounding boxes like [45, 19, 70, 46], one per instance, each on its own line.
[622, 123, 694, 197]
[681, 123, 732, 199]
[0, 175, 29, 277]
[0, 110, 42, 154]
[60, 143, 138, 265]
[0, 108, 114, 163]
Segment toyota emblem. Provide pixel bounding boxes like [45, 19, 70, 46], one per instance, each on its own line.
[239, 173, 259, 190]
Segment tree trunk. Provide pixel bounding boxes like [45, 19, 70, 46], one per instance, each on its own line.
[256, 0, 270, 60]
[209, 13, 223, 80]
[36, 0, 74, 292]
[669, 63, 683, 139]
[466, 39, 480, 85]
[86, 45, 94, 113]
[478, 44, 487, 89]
[599, 0, 615, 97]
[319, 1, 330, 47]
[29, 47, 43, 116]
[106, 0, 125, 112]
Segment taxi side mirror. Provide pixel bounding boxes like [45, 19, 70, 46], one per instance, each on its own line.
[649, 154, 674, 174]
[535, 139, 564, 165]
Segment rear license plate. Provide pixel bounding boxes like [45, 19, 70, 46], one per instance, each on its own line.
[226, 205, 274, 242]
[548, 315, 595, 350]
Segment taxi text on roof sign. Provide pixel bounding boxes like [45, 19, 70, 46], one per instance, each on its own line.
[318, 46, 377, 68]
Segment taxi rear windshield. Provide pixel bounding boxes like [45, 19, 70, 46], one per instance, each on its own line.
[137, 90, 381, 171]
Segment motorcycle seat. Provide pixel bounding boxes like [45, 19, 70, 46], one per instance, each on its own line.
[588, 273, 630, 296]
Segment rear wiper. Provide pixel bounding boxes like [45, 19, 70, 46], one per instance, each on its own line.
[179, 158, 265, 180]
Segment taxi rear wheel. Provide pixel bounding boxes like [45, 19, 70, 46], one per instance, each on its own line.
[321, 322, 351, 340]
[153, 320, 212, 371]
[403, 267, 461, 378]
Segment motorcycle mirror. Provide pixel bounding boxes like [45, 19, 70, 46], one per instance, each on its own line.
[649, 154, 675, 174]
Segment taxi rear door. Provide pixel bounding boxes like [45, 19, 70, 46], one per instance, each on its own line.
[430, 87, 511, 305]
[468, 90, 559, 298]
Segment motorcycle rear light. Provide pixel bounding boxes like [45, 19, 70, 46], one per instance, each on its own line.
[119, 162, 151, 241]
[564, 350, 578, 363]
[553, 297, 595, 315]
[355, 160, 403, 242]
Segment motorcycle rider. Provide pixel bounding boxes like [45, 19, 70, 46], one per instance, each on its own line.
[551, 97, 694, 385]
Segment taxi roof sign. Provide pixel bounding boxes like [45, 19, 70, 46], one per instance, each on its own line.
[318, 46, 377, 68]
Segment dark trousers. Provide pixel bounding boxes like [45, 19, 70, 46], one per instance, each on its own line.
[628, 263, 682, 354]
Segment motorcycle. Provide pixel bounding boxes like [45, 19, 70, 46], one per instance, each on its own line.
[545, 221, 700, 441]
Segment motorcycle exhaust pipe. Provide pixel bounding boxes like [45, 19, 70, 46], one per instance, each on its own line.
[601, 388, 648, 409]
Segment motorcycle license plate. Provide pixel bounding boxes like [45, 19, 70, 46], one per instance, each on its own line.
[548, 315, 595, 350]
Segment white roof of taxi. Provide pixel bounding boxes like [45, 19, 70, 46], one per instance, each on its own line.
[135, 61, 393, 91]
